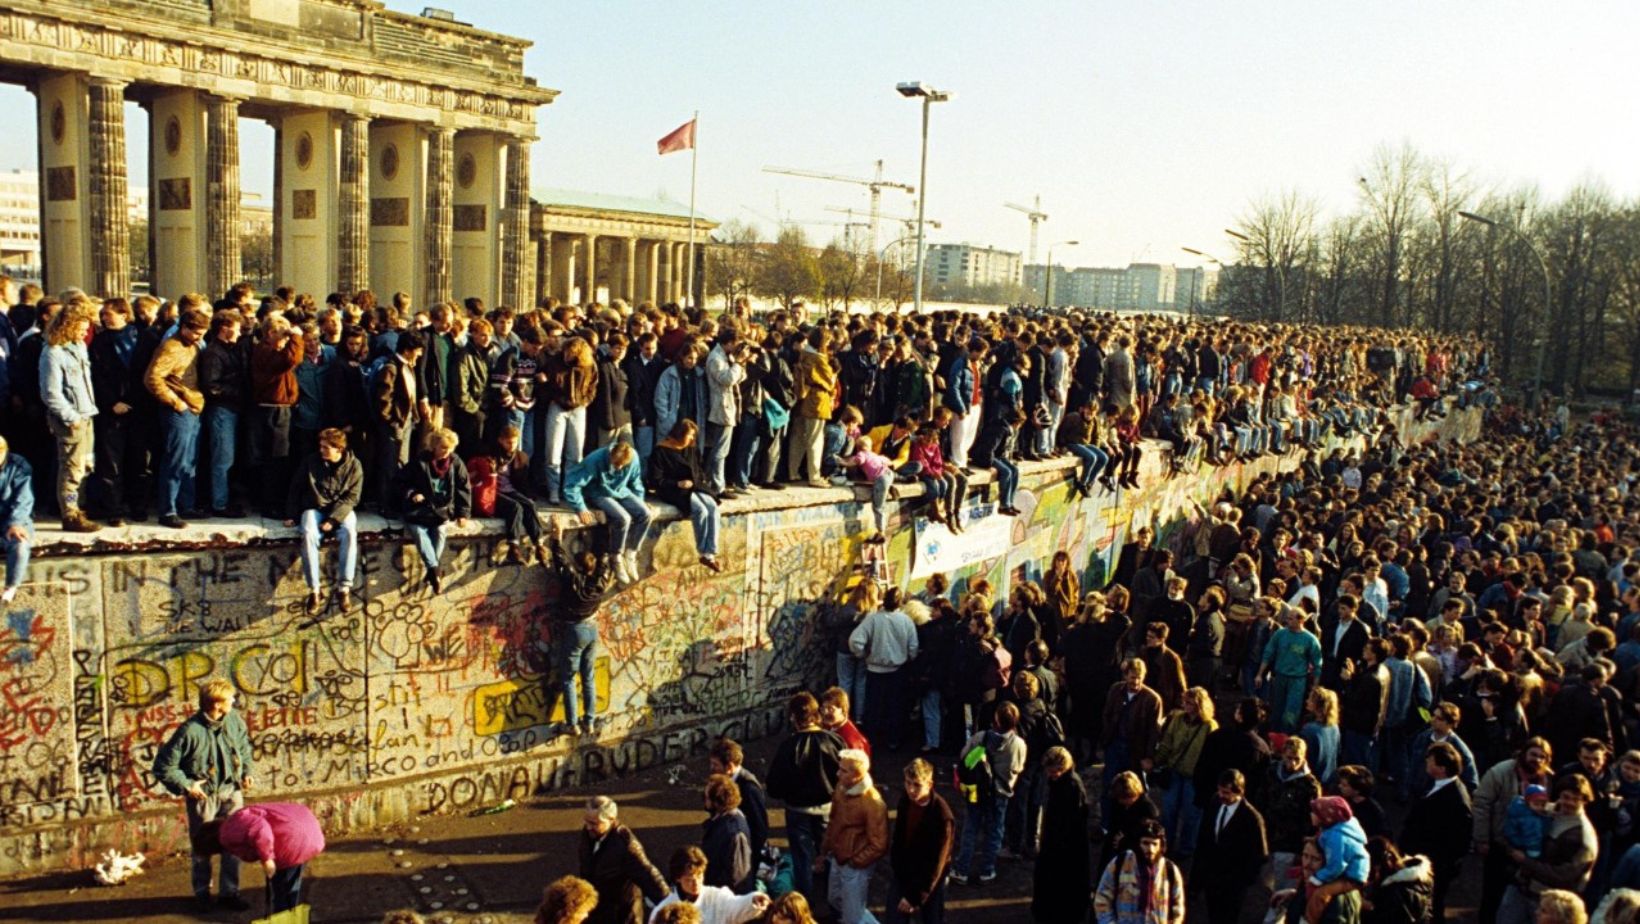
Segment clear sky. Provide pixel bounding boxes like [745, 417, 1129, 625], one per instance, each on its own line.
[3, 1, 1635, 269]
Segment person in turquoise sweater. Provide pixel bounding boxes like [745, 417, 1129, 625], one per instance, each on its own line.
[563, 440, 651, 585]
[1259, 605, 1322, 733]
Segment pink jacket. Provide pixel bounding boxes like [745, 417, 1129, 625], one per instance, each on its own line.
[220, 803, 327, 870]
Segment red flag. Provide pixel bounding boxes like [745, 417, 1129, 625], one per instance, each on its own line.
[657, 118, 696, 156]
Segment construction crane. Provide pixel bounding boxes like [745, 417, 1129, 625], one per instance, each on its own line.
[1005, 196, 1048, 266]
[762, 159, 914, 255]
[825, 206, 941, 234]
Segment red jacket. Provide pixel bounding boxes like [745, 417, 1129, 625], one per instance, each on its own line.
[220, 802, 326, 870]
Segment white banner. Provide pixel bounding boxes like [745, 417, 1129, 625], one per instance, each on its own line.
[911, 501, 1013, 579]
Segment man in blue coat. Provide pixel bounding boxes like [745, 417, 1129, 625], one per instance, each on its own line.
[0, 435, 32, 603]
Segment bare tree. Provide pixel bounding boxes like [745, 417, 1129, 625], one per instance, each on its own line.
[1228, 189, 1318, 322]
[1358, 142, 1425, 327]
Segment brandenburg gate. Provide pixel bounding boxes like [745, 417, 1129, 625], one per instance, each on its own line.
[0, 0, 556, 308]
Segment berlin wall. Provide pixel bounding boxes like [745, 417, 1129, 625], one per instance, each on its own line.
[0, 404, 1482, 875]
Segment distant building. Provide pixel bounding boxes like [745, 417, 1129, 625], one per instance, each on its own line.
[1025, 260, 1216, 312]
[0, 169, 40, 271]
[927, 243, 1022, 288]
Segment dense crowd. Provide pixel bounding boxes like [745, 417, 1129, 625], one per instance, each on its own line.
[520, 406, 1640, 924]
[0, 276, 1484, 610]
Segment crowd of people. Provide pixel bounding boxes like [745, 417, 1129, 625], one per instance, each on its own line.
[527, 401, 1640, 924]
[0, 276, 1484, 610]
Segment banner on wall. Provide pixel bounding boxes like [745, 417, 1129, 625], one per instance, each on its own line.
[911, 502, 1013, 579]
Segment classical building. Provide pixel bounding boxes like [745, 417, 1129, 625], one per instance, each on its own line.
[531, 188, 716, 307]
[0, 0, 555, 307]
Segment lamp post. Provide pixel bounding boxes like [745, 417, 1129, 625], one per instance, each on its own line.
[876, 234, 918, 309]
[1181, 247, 1222, 320]
[897, 82, 952, 315]
[1461, 209, 1552, 407]
[1043, 239, 1079, 308]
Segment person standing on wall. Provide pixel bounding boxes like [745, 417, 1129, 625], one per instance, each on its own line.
[284, 427, 364, 616]
[143, 307, 211, 529]
[546, 517, 617, 737]
[0, 434, 33, 603]
[152, 677, 254, 913]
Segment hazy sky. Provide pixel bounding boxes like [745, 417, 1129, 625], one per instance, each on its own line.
[4, 1, 1636, 269]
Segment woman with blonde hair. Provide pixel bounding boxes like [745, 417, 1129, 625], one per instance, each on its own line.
[762, 893, 817, 924]
[534, 874, 598, 924]
[1152, 686, 1216, 857]
[1299, 687, 1341, 786]
[398, 426, 471, 594]
[39, 297, 100, 532]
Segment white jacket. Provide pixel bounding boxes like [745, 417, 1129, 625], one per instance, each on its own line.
[649, 886, 763, 924]
[704, 344, 746, 426]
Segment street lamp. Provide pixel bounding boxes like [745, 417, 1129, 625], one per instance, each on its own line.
[1222, 228, 1285, 320]
[1461, 209, 1552, 407]
[1181, 247, 1223, 319]
[897, 82, 952, 315]
[876, 234, 918, 308]
[1043, 239, 1080, 308]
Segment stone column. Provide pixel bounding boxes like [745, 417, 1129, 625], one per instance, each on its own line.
[622, 237, 638, 304]
[534, 231, 550, 303]
[579, 233, 598, 306]
[271, 121, 282, 284]
[673, 242, 688, 304]
[644, 241, 660, 304]
[337, 112, 370, 295]
[87, 78, 130, 298]
[424, 127, 454, 307]
[205, 95, 241, 299]
[656, 241, 669, 301]
[501, 136, 531, 309]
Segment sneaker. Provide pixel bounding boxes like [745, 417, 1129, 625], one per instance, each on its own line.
[623, 551, 641, 581]
[948, 872, 970, 886]
[218, 893, 251, 911]
[158, 514, 189, 529]
[760, 482, 787, 491]
[611, 554, 633, 584]
[977, 871, 997, 883]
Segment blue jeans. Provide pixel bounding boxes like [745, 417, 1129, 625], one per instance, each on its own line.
[634, 424, 655, 475]
[1005, 767, 1045, 854]
[1066, 442, 1108, 489]
[588, 493, 651, 553]
[921, 687, 943, 750]
[688, 492, 720, 556]
[828, 858, 880, 924]
[955, 795, 1007, 877]
[409, 522, 448, 573]
[703, 420, 733, 495]
[539, 403, 586, 503]
[269, 864, 304, 912]
[992, 458, 1019, 508]
[187, 787, 242, 898]
[786, 810, 828, 902]
[157, 408, 200, 516]
[728, 413, 762, 488]
[2, 526, 30, 590]
[837, 652, 868, 722]
[867, 472, 895, 534]
[1161, 775, 1201, 855]
[203, 405, 237, 511]
[299, 509, 357, 591]
[557, 619, 599, 726]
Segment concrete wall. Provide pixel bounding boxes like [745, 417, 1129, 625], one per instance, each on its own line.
[0, 404, 1481, 875]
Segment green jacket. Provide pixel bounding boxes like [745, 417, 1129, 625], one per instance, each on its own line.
[152, 711, 253, 796]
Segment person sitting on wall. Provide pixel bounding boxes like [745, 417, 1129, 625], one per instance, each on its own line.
[191, 801, 326, 915]
[397, 426, 472, 594]
[563, 439, 651, 585]
[284, 427, 364, 616]
[152, 678, 254, 913]
[0, 435, 32, 603]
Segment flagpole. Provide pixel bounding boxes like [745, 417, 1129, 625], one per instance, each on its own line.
[686, 110, 699, 310]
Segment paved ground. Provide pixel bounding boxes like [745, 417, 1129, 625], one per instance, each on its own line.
[0, 734, 1481, 924]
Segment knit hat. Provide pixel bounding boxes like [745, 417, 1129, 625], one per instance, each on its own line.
[1524, 784, 1549, 801]
[1310, 795, 1354, 827]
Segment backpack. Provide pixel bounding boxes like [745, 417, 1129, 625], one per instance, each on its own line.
[955, 731, 998, 803]
[980, 644, 1013, 691]
[1030, 710, 1067, 756]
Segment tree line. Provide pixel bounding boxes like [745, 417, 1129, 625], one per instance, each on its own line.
[1217, 142, 1640, 397]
